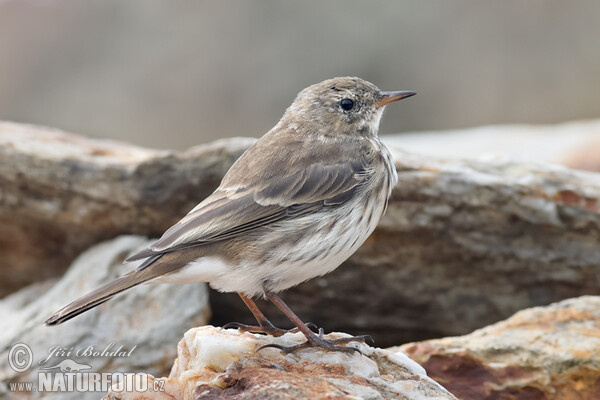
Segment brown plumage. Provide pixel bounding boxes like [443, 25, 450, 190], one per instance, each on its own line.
[46, 77, 415, 353]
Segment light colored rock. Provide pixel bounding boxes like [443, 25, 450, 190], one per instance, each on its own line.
[385, 119, 600, 171]
[399, 296, 600, 400]
[104, 326, 456, 400]
[0, 235, 210, 400]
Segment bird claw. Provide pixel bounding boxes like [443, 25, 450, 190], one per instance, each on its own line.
[305, 322, 319, 332]
[257, 333, 371, 355]
[222, 321, 289, 337]
[223, 321, 320, 337]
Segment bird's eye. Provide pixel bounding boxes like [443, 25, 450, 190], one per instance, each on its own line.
[339, 98, 354, 111]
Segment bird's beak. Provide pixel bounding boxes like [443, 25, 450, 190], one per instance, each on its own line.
[375, 91, 416, 108]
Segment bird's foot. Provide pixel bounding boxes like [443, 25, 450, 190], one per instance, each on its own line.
[258, 328, 372, 354]
[223, 321, 318, 337]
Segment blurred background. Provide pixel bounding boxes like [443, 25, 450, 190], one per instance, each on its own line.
[0, 0, 599, 150]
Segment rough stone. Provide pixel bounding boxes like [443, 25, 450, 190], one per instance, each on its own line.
[103, 326, 457, 400]
[399, 296, 600, 400]
[0, 235, 210, 400]
[0, 121, 253, 297]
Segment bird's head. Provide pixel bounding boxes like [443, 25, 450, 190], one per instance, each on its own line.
[281, 77, 415, 137]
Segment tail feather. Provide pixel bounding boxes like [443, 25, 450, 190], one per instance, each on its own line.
[46, 268, 157, 326]
[125, 247, 160, 263]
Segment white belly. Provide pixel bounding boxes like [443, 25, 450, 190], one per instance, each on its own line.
[155, 187, 388, 297]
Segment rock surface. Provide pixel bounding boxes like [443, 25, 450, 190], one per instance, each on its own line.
[399, 296, 600, 400]
[0, 121, 253, 296]
[103, 326, 456, 400]
[0, 235, 210, 400]
[2, 121, 600, 345]
[386, 119, 600, 171]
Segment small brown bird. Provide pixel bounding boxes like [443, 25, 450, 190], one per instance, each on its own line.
[46, 77, 415, 353]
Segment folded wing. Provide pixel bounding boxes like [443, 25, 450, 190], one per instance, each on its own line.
[126, 156, 367, 262]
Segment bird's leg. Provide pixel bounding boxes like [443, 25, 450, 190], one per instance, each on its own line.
[224, 292, 314, 337]
[258, 291, 371, 354]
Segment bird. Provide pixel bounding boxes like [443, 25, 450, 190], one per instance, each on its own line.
[46, 77, 415, 353]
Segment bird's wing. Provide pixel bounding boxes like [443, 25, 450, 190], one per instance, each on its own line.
[126, 140, 368, 261]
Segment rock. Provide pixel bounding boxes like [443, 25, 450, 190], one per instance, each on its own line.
[0, 235, 210, 400]
[3, 121, 600, 346]
[559, 137, 600, 173]
[399, 296, 600, 400]
[386, 119, 600, 171]
[0, 121, 254, 296]
[103, 326, 456, 400]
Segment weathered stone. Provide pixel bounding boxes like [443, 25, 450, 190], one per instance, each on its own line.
[103, 326, 456, 400]
[399, 296, 600, 400]
[0, 122, 253, 296]
[387, 119, 600, 171]
[0, 235, 210, 400]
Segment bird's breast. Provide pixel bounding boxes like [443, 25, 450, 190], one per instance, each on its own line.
[364, 136, 398, 200]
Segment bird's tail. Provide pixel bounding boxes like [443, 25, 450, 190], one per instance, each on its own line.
[45, 256, 164, 326]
